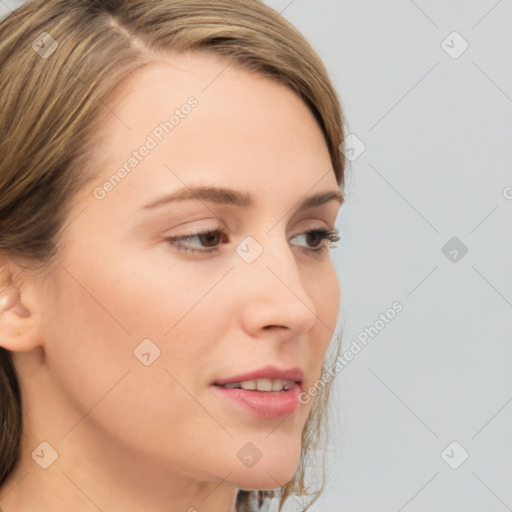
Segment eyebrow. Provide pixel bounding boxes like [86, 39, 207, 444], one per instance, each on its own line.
[141, 186, 344, 212]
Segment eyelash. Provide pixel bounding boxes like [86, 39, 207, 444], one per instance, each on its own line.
[165, 228, 340, 257]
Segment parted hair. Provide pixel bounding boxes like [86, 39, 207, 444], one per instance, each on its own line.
[0, 0, 346, 510]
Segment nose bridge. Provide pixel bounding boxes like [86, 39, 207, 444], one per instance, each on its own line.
[235, 231, 317, 334]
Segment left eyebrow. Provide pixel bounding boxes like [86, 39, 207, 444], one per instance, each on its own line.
[140, 186, 344, 212]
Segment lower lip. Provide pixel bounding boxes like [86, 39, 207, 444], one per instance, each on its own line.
[211, 383, 301, 419]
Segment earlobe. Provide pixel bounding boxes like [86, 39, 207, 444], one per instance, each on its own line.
[0, 261, 40, 352]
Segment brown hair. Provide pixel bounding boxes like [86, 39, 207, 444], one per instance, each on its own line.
[0, 0, 346, 509]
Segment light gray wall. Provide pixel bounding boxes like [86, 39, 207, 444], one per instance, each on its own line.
[1, 1, 510, 511]
[262, 1, 512, 511]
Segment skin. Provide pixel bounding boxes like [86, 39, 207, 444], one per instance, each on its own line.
[0, 52, 342, 512]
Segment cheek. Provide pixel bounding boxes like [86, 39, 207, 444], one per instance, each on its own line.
[44, 244, 233, 391]
[42, 248, 224, 384]
[39, 257, 234, 465]
[306, 262, 341, 357]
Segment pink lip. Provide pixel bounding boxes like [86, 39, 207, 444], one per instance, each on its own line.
[213, 365, 304, 386]
[211, 365, 304, 419]
[211, 383, 302, 419]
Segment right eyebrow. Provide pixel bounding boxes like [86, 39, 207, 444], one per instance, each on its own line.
[140, 185, 344, 212]
[141, 185, 253, 210]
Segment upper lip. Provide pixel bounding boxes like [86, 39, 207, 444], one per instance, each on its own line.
[213, 365, 304, 386]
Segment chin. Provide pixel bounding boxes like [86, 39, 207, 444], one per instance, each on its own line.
[229, 449, 302, 491]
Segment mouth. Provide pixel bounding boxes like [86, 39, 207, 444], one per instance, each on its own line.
[210, 366, 304, 419]
[214, 378, 297, 392]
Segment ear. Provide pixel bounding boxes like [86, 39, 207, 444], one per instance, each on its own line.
[0, 256, 41, 352]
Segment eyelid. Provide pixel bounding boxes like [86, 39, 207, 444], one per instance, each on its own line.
[164, 224, 339, 257]
[164, 219, 335, 241]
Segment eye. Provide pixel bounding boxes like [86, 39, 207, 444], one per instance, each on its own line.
[165, 229, 228, 255]
[165, 228, 340, 257]
[290, 228, 340, 255]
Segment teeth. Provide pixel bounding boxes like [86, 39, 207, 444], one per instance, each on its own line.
[240, 380, 256, 390]
[256, 378, 273, 391]
[271, 379, 284, 391]
[221, 379, 295, 392]
[223, 382, 241, 389]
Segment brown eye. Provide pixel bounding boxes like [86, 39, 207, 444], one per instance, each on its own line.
[198, 231, 222, 247]
[305, 231, 323, 248]
[165, 229, 229, 255]
[290, 229, 340, 253]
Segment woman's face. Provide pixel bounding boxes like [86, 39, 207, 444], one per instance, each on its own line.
[30, 52, 342, 491]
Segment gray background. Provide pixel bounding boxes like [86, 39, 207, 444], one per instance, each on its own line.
[1, 1, 511, 511]
[261, 1, 512, 511]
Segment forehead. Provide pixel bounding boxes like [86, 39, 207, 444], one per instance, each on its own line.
[84, 51, 335, 211]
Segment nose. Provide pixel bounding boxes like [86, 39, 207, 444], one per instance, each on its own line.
[236, 235, 318, 338]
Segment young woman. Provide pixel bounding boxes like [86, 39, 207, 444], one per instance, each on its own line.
[0, 1, 347, 510]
